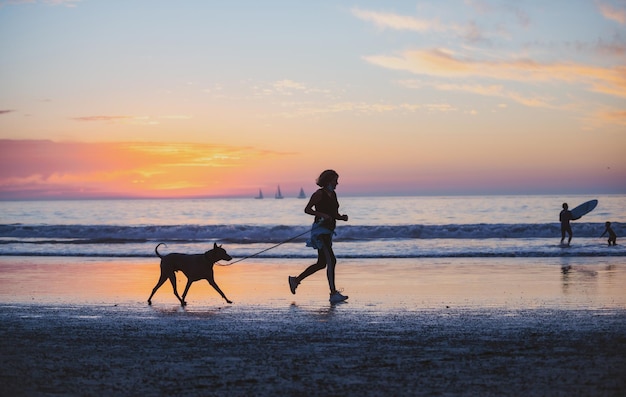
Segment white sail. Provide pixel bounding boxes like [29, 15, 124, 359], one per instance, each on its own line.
[275, 185, 283, 199]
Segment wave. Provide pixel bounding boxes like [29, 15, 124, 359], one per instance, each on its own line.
[0, 222, 618, 244]
[0, 240, 624, 258]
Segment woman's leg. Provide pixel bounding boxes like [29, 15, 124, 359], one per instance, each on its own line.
[296, 247, 328, 282]
[296, 234, 336, 284]
[316, 234, 337, 293]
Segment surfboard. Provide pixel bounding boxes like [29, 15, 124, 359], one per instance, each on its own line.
[570, 199, 598, 220]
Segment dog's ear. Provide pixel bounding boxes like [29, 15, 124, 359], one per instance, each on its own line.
[213, 242, 218, 249]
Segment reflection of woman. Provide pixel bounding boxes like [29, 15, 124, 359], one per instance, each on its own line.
[288, 170, 349, 304]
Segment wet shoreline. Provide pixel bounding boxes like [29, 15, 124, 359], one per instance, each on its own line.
[1, 303, 625, 396]
[1, 257, 625, 395]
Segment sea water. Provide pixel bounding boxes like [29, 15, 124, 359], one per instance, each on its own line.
[0, 195, 624, 259]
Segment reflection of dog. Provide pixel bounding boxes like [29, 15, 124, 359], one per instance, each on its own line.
[148, 243, 233, 306]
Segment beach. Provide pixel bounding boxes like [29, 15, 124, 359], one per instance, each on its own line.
[1, 257, 625, 396]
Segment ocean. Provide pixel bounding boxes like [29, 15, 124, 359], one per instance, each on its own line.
[1, 195, 624, 259]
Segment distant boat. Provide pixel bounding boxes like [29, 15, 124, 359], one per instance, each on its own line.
[275, 185, 284, 199]
[297, 187, 306, 199]
[254, 189, 263, 199]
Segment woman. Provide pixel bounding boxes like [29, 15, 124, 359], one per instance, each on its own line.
[288, 169, 349, 304]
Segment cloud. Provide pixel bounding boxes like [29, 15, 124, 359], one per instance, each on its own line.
[71, 115, 161, 125]
[399, 79, 554, 108]
[159, 115, 192, 120]
[72, 115, 135, 122]
[598, 1, 626, 24]
[72, 114, 192, 124]
[350, 7, 510, 44]
[273, 79, 307, 91]
[351, 7, 453, 33]
[0, 0, 81, 7]
[465, 0, 531, 27]
[364, 48, 626, 99]
[0, 110, 15, 115]
[0, 140, 285, 199]
[264, 99, 456, 119]
[595, 108, 626, 127]
[255, 80, 331, 97]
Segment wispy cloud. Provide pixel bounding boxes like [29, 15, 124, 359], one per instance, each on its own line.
[73, 115, 160, 126]
[364, 48, 626, 99]
[594, 108, 626, 127]
[598, 1, 626, 24]
[0, 110, 15, 115]
[72, 115, 192, 124]
[72, 115, 136, 122]
[465, 0, 531, 27]
[0, 0, 81, 7]
[351, 7, 508, 44]
[351, 8, 453, 33]
[263, 99, 458, 119]
[253, 79, 332, 97]
[398, 79, 554, 108]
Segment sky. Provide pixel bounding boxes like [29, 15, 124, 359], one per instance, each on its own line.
[1, 0, 625, 199]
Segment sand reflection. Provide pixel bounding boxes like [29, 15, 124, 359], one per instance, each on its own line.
[0, 257, 625, 311]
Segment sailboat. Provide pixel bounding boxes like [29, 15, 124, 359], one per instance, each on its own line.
[297, 187, 306, 199]
[254, 189, 263, 199]
[275, 185, 284, 199]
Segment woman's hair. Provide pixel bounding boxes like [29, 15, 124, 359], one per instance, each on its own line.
[316, 169, 338, 187]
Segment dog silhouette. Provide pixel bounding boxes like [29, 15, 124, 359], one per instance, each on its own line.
[148, 243, 232, 306]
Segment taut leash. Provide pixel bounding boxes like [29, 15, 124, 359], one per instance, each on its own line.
[218, 221, 324, 266]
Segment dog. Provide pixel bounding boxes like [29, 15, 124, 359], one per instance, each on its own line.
[148, 243, 233, 306]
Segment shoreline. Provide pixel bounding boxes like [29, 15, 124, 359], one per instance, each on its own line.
[1, 256, 624, 310]
[1, 303, 625, 396]
[1, 257, 625, 396]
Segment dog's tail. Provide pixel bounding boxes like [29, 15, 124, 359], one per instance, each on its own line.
[155, 243, 166, 258]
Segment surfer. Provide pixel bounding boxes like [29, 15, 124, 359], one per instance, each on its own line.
[600, 221, 617, 246]
[559, 203, 574, 246]
[288, 169, 349, 304]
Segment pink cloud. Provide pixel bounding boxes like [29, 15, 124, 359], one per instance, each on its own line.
[0, 140, 286, 199]
[72, 115, 135, 122]
[598, 2, 626, 24]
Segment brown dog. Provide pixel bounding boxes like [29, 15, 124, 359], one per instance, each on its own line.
[148, 243, 233, 306]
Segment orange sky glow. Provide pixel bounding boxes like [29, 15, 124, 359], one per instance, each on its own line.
[1, 1, 625, 199]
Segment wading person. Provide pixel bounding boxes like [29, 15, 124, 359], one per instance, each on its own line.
[560, 203, 574, 246]
[600, 221, 617, 246]
[288, 169, 349, 304]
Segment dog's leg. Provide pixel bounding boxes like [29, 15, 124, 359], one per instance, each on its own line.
[208, 279, 233, 304]
[180, 279, 194, 306]
[147, 273, 169, 305]
[169, 275, 185, 306]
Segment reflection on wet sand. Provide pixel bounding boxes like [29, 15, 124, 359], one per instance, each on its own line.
[0, 257, 625, 311]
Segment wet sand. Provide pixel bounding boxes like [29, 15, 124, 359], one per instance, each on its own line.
[1, 257, 625, 396]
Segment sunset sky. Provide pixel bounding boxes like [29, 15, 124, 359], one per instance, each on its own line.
[1, 0, 625, 199]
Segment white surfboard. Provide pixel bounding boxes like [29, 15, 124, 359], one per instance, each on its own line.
[570, 199, 598, 220]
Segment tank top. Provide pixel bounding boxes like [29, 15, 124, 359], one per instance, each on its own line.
[313, 188, 339, 231]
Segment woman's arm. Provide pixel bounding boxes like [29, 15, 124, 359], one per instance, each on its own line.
[304, 190, 329, 220]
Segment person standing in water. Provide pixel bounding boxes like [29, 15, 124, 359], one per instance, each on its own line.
[288, 169, 349, 304]
[559, 203, 574, 246]
[600, 221, 617, 246]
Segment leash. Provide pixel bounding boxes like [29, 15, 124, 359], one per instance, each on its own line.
[217, 221, 325, 266]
